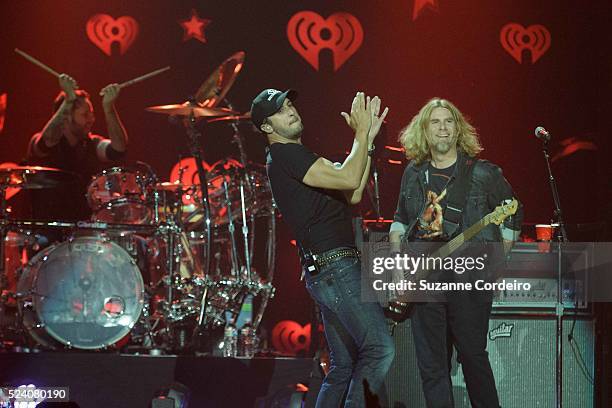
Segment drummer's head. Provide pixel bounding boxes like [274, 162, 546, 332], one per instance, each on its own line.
[251, 89, 302, 143]
[53, 90, 95, 138]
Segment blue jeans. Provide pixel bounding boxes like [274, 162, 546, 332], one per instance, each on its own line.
[305, 253, 395, 407]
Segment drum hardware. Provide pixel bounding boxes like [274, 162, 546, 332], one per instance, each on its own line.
[222, 176, 241, 277]
[145, 103, 235, 118]
[2, 52, 280, 355]
[145, 51, 247, 284]
[206, 112, 252, 124]
[16, 235, 145, 350]
[222, 99, 254, 282]
[87, 166, 152, 224]
[0, 165, 77, 190]
[0, 166, 75, 347]
[195, 51, 245, 108]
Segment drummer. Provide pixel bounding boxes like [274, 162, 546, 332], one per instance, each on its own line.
[26, 73, 128, 222]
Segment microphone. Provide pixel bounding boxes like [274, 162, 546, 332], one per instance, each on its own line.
[535, 126, 551, 142]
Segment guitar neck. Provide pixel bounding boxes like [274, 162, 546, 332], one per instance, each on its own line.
[404, 214, 493, 281]
[433, 213, 492, 258]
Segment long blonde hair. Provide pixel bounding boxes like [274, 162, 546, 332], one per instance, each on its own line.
[399, 98, 483, 164]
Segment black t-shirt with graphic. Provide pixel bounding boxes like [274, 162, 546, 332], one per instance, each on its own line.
[266, 142, 354, 253]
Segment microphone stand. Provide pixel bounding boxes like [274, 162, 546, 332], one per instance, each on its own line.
[372, 161, 381, 220]
[541, 137, 569, 408]
[371, 123, 386, 221]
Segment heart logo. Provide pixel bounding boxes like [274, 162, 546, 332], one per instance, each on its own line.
[287, 11, 363, 71]
[500, 23, 551, 64]
[272, 320, 311, 355]
[86, 14, 139, 56]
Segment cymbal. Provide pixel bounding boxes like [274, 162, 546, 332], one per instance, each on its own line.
[0, 166, 75, 189]
[196, 51, 246, 107]
[145, 103, 236, 118]
[152, 181, 194, 192]
[207, 112, 252, 123]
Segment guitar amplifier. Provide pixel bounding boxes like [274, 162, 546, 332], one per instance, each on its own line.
[492, 242, 590, 313]
[385, 316, 595, 407]
[493, 277, 588, 310]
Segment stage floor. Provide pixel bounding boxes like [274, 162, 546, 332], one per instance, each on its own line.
[0, 352, 319, 407]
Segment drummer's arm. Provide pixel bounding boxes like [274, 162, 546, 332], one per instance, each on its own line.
[101, 83, 128, 155]
[96, 139, 126, 162]
[34, 74, 79, 158]
[34, 98, 73, 157]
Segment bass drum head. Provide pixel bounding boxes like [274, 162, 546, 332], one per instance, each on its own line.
[17, 236, 145, 349]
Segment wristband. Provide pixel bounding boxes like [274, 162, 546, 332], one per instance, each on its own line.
[368, 145, 376, 157]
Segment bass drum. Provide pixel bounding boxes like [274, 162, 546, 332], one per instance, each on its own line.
[17, 235, 145, 349]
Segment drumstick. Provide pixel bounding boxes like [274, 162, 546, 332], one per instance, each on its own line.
[14, 48, 60, 77]
[118, 66, 170, 89]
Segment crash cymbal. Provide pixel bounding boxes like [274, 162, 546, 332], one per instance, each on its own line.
[196, 51, 246, 107]
[0, 166, 75, 189]
[207, 112, 252, 123]
[145, 103, 236, 118]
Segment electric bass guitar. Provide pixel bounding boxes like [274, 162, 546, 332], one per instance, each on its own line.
[385, 199, 518, 323]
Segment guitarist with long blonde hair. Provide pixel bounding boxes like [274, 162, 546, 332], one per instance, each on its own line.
[389, 98, 523, 407]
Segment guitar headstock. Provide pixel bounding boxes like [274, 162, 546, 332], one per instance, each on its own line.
[489, 198, 518, 225]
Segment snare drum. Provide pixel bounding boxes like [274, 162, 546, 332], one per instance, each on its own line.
[87, 167, 150, 224]
[17, 235, 145, 349]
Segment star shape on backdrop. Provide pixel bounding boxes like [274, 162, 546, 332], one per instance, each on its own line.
[413, 0, 438, 21]
[179, 9, 211, 43]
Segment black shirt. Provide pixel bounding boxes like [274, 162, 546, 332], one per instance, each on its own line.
[26, 133, 109, 221]
[266, 143, 354, 253]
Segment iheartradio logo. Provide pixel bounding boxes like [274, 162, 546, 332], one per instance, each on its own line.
[500, 23, 551, 64]
[287, 11, 364, 72]
[271, 320, 312, 355]
[86, 14, 139, 56]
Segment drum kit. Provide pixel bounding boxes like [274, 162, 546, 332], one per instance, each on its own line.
[0, 51, 276, 353]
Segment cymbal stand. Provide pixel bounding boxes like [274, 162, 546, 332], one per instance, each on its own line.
[0, 185, 8, 342]
[231, 122, 249, 170]
[222, 176, 240, 277]
[253, 206, 278, 332]
[164, 222, 178, 307]
[223, 102, 253, 282]
[184, 109, 212, 277]
[232, 125, 256, 276]
[224, 99, 248, 168]
[238, 178, 252, 281]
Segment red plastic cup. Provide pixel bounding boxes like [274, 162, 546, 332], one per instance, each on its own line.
[535, 224, 554, 241]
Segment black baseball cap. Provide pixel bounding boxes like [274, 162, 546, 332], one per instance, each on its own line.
[250, 88, 298, 129]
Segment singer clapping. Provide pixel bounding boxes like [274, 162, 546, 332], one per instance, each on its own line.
[252, 89, 393, 407]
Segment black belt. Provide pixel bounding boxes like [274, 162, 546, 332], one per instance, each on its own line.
[313, 247, 360, 268]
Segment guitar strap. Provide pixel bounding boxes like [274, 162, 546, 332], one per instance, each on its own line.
[442, 158, 476, 239]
